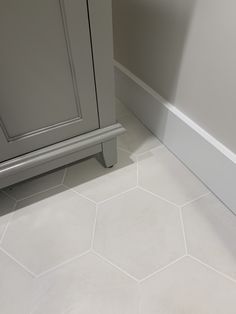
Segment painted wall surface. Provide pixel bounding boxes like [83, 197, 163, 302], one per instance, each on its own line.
[113, 0, 236, 153]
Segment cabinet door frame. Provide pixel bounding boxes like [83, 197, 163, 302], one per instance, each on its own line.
[0, 0, 99, 162]
[87, 0, 116, 128]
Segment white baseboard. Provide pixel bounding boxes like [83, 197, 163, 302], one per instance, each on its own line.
[114, 61, 236, 212]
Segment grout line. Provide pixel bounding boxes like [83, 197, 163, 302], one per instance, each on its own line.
[137, 283, 142, 314]
[0, 200, 17, 244]
[178, 207, 188, 254]
[97, 186, 137, 205]
[0, 211, 15, 245]
[180, 192, 211, 208]
[90, 205, 98, 249]
[139, 255, 187, 283]
[15, 184, 63, 203]
[29, 250, 91, 314]
[92, 250, 139, 282]
[61, 167, 68, 184]
[138, 186, 179, 207]
[36, 250, 91, 279]
[188, 255, 236, 284]
[62, 184, 97, 205]
[0, 247, 36, 278]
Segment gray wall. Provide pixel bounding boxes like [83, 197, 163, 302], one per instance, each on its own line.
[113, 0, 236, 153]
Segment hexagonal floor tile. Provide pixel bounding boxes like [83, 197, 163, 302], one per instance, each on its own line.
[0, 191, 15, 241]
[0, 250, 34, 314]
[1, 186, 96, 275]
[182, 193, 236, 279]
[4, 168, 65, 201]
[64, 148, 137, 203]
[31, 253, 138, 314]
[138, 146, 208, 206]
[94, 188, 185, 280]
[117, 114, 162, 155]
[140, 257, 236, 314]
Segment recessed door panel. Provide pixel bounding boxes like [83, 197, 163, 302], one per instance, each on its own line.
[0, 0, 99, 161]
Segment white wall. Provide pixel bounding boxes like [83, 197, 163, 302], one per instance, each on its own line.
[113, 0, 236, 153]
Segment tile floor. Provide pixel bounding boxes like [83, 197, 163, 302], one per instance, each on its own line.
[0, 99, 236, 313]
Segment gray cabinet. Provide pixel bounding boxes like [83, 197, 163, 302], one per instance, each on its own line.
[0, 0, 124, 188]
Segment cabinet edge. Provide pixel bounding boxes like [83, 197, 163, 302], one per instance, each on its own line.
[0, 123, 125, 187]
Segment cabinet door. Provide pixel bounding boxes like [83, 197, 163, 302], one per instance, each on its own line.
[0, 0, 99, 162]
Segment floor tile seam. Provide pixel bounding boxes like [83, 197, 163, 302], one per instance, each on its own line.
[96, 186, 138, 205]
[137, 186, 179, 207]
[0, 246, 36, 278]
[180, 192, 212, 208]
[1, 247, 92, 280]
[13, 183, 63, 203]
[178, 207, 188, 254]
[63, 183, 139, 205]
[137, 282, 142, 314]
[36, 250, 91, 279]
[137, 186, 212, 210]
[0, 201, 17, 244]
[91, 249, 140, 283]
[62, 184, 97, 205]
[188, 254, 236, 284]
[90, 205, 98, 249]
[92, 250, 188, 286]
[138, 255, 187, 284]
[28, 249, 91, 314]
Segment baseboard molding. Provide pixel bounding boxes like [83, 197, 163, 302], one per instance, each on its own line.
[114, 61, 236, 212]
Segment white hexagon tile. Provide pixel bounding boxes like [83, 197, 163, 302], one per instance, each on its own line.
[138, 146, 208, 206]
[64, 148, 137, 203]
[140, 257, 236, 314]
[182, 193, 236, 280]
[1, 186, 96, 275]
[94, 188, 185, 280]
[31, 253, 139, 314]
